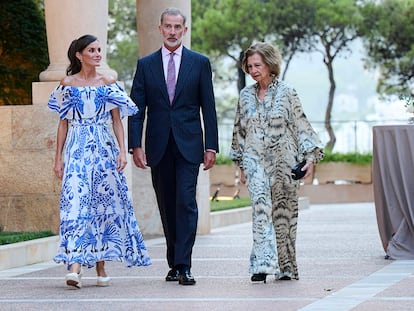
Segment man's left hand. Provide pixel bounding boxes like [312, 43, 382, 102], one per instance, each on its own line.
[203, 151, 216, 170]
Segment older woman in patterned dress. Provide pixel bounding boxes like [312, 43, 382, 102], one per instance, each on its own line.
[230, 42, 323, 282]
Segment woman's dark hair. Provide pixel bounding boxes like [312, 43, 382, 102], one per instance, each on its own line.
[66, 34, 98, 75]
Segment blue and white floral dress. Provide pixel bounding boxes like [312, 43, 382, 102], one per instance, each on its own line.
[48, 83, 151, 269]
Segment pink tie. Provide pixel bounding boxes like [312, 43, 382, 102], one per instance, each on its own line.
[166, 52, 176, 104]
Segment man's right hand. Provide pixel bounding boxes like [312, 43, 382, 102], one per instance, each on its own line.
[132, 147, 148, 169]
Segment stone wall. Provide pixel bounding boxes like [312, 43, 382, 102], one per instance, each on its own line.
[299, 184, 374, 204]
[0, 82, 60, 232]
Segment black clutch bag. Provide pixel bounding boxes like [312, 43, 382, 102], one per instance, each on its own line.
[291, 160, 307, 180]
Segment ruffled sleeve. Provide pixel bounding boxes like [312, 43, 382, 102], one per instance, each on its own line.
[47, 85, 64, 116]
[47, 83, 138, 120]
[98, 83, 138, 119]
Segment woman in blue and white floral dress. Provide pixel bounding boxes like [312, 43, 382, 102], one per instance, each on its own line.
[48, 34, 151, 289]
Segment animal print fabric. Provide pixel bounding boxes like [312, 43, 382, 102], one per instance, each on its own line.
[230, 79, 323, 279]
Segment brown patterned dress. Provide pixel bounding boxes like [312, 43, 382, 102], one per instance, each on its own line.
[230, 79, 324, 280]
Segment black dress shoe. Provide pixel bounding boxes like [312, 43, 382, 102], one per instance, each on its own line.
[278, 275, 291, 281]
[178, 269, 196, 285]
[165, 269, 179, 282]
[251, 273, 267, 283]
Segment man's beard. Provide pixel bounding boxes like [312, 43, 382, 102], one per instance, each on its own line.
[165, 35, 184, 48]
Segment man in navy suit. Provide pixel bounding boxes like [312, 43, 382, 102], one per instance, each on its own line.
[128, 7, 219, 285]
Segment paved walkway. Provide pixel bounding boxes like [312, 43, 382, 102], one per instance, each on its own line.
[1, 202, 414, 311]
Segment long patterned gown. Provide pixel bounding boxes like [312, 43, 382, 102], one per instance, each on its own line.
[230, 79, 323, 280]
[48, 83, 151, 269]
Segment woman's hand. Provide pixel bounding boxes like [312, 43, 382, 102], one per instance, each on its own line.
[117, 152, 128, 172]
[54, 158, 64, 179]
[240, 168, 246, 184]
[302, 161, 315, 180]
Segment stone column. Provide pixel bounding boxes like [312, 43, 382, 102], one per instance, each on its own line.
[16, 0, 117, 234]
[136, 0, 191, 57]
[39, 0, 116, 81]
[133, 0, 211, 235]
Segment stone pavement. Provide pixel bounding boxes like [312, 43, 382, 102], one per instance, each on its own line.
[1, 202, 414, 311]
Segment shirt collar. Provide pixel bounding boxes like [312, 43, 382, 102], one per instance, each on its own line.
[162, 45, 183, 57]
[254, 77, 279, 92]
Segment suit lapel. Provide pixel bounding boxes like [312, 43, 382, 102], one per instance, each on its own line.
[149, 49, 170, 103]
[174, 47, 193, 102]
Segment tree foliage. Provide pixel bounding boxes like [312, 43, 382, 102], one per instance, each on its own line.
[193, 0, 362, 150]
[0, 0, 49, 105]
[306, 0, 362, 151]
[192, 0, 272, 91]
[107, 0, 138, 91]
[360, 0, 414, 97]
[266, 0, 316, 79]
[192, 0, 285, 123]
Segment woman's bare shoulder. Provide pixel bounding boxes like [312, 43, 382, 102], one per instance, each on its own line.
[60, 75, 75, 86]
[101, 74, 117, 85]
[59, 73, 116, 87]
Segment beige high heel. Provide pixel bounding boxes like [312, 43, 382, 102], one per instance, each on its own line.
[97, 276, 111, 287]
[96, 261, 110, 286]
[65, 269, 82, 289]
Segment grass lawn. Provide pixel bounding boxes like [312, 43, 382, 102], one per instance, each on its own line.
[0, 231, 55, 245]
[210, 197, 251, 212]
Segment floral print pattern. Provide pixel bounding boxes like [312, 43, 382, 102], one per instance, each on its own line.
[48, 83, 151, 269]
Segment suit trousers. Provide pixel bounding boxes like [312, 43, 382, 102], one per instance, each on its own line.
[151, 132, 200, 269]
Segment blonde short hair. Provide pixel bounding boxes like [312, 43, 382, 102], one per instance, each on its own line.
[241, 42, 282, 78]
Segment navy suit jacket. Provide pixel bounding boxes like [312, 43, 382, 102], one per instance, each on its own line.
[128, 46, 219, 167]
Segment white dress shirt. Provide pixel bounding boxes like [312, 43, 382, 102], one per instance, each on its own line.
[161, 45, 183, 83]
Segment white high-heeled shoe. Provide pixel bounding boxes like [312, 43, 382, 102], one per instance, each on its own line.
[65, 270, 82, 289]
[97, 276, 111, 287]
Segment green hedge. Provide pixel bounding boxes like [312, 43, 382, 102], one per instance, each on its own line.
[0, 231, 55, 245]
[217, 152, 373, 166]
[215, 154, 234, 165]
[0, 0, 49, 105]
[210, 197, 251, 212]
[321, 152, 372, 165]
